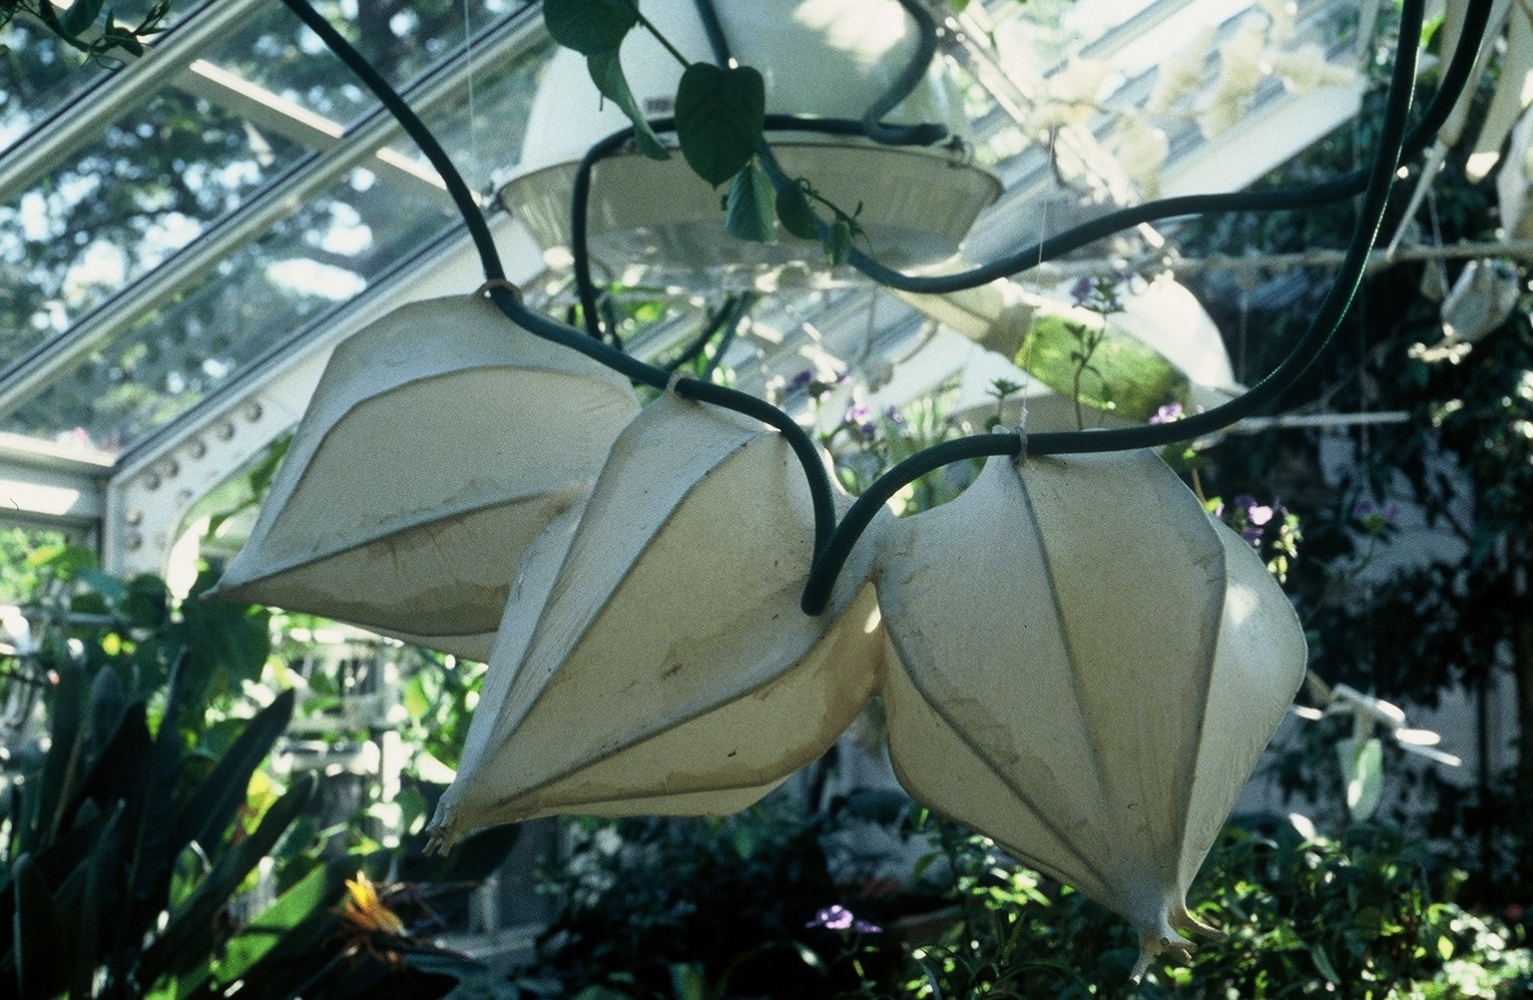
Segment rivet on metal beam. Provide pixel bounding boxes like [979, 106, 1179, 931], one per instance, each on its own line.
[244, 401, 263, 422]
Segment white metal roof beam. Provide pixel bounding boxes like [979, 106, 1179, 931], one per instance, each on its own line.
[0, 431, 112, 528]
[172, 58, 456, 202]
[0, 8, 546, 422]
[0, 0, 269, 206]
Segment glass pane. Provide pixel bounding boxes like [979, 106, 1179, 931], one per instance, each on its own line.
[384, 32, 554, 195]
[0, 88, 312, 360]
[203, 0, 532, 130]
[4, 165, 460, 451]
[0, 0, 205, 155]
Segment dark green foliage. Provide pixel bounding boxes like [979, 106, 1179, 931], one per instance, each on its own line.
[518, 800, 1530, 999]
[0, 648, 307, 997]
[524, 796, 912, 999]
[1178, 26, 1533, 899]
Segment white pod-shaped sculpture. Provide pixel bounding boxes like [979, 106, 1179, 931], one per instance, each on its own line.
[429, 393, 884, 848]
[212, 294, 640, 660]
[873, 451, 1305, 981]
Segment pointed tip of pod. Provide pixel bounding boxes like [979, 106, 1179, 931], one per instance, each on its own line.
[1128, 903, 1224, 983]
[424, 801, 462, 857]
[1129, 915, 1197, 985]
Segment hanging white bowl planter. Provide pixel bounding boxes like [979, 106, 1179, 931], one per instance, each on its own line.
[428, 393, 885, 849]
[872, 449, 1305, 980]
[501, 0, 1000, 286]
[211, 294, 640, 660]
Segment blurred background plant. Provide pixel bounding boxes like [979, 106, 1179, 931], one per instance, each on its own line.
[0, 543, 524, 998]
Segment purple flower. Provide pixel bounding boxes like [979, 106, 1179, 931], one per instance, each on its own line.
[1148, 402, 1184, 425]
[1353, 498, 1400, 534]
[1070, 276, 1095, 306]
[1240, 525, 1264, 546]
[1232, 494, 1274, 526]
[845, 402, 872, 425]
[807, 905, 881, 934]
[786, 370, 813, 393]
[884, 405, 904, 425]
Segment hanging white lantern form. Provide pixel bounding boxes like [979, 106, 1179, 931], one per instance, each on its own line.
[428, 393, 885, 849]
[211, 295, 640, 660]
[872, 450, 1306, 980]
[500, 0, 1000, 288]
[899, 274, 1241, 430]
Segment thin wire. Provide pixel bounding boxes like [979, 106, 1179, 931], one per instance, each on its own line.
[463, 0, 478, 189]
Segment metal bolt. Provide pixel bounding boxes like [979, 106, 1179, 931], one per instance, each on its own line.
[126, 508, 143, 526]
[126, 532, 143, 551]
[216, 420, 235, 440]
[244, 401, 263, 422]
[188, 439, 207, 459]
[143, 473, 161, 491]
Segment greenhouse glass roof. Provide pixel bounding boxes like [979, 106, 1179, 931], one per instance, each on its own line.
[0, 0, 1384, 575]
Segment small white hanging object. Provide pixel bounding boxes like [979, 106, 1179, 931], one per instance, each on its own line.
[873, 450, 1306, 983]
[428, 393, 885, 850]
[212, 294, 640, 660]
[1441, 259, 1520, 344]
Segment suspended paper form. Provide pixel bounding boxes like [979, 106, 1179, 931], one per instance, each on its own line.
[873, 450, 1306, 980]
[212, 294, 640, 660]
[429, 393, 885, 849]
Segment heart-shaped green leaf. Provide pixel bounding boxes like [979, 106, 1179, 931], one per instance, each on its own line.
[725, 161, 776, 243]
[587, 51, 670, 161]
[675, 63, 765, 187]
[543, 0, 637, 56]
[775, 180, 820, 240]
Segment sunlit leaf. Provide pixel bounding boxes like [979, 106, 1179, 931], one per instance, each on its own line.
[587, 51, 670, 161]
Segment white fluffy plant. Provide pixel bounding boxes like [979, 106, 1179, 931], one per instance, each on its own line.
[428, 392, 885, 850]
[872, 449, 1306, 982]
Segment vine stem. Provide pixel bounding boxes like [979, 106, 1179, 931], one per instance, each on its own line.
[632, 8, 691, 68]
